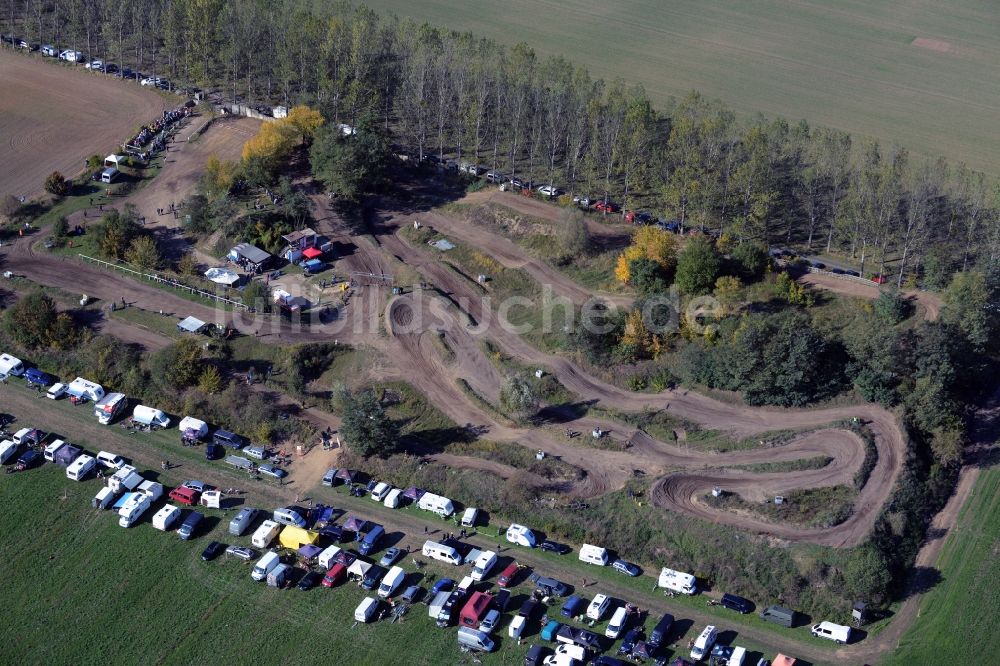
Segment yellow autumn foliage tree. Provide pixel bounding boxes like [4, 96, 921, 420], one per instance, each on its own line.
[615, 226, 678, 284]
[241, 105, 326, 174]
[618, 309, 652, 359]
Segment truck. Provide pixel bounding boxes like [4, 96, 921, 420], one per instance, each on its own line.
[658, 567, 697, 595]
[132, 405, 170, 428]
[118, 493, 152, 527]
[94, 392, 128, 425]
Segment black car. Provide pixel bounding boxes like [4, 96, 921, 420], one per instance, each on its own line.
[539, 540, 571, 555]
[16, 449, 42, 470]
[200, 541, 225, 561]
[298, 570, 321, 591]
[518, 598, 540, 619]
[618, 628, 643, 655]
[720, 592, 754, 614]
[524, 645, 549, 666]
[205, 443, 222, 460]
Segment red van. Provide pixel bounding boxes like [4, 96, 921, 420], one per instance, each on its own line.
[497, 562, 525, 588]
[168, 486, 199, 506]
[322, 563, 347, 588]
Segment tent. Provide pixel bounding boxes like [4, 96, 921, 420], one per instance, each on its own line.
[54, 444, 82, 467]
[343, 516, 368, 533]
[279, 526, 319, 550]
[308, 504, 335, 526]
[402, 486, 425, 501]
[104, 154, 125, 168]
[177, 316, 207, 333]
[347, 559, 372, 581]
[298, 544, 322, 561]
[204, 267, 241, 286]
[336, 468, 356, 484]
[178, 416, 208, 439]
[302, 246, 322, 260]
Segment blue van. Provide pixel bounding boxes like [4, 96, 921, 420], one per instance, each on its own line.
[561, 595, 585, 618]
[358, 525, 385, 556]
[23, 368, 52, 386]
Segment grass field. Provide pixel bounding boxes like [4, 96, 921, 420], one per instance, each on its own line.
[884, 466, 1000, 664]
[364, 0, 1000, 174]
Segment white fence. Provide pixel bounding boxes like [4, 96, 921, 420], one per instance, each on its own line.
[78, 254, 248, 310]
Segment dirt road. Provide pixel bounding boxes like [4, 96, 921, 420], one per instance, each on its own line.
[0, 51, 171, 198]
[800, 272, 942, 321]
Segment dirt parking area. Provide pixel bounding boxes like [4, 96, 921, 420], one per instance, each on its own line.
[0, 50, 171, 198]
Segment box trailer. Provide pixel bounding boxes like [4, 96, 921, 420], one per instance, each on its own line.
[118, 493, 152, 527]
[132, 405, 170, 428]
[92, 486, 117, 510]
[267, 563, 291, 588]
[225, 455, 254, 471]
[658, 567, 697, 595]
[417, 492, 455, 517]
[318, 545, 343, 570]
[67, 377, 105, 403]
[152, 505, 181, 531]
[94, 392, 128, 425]
[428, 590, 451, 620]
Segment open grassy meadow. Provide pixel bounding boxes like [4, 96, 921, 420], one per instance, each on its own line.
[884, 466, 1000, 665]
[364, 0, 1000, 173]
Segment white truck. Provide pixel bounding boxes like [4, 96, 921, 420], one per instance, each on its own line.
[94, 392, 128, 425]
[658, 566, 697, 595]
[118, 493, 152, 527]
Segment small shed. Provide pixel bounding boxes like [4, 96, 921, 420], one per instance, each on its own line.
[177, 316, 207, 334]
[227, 243, 272, 273]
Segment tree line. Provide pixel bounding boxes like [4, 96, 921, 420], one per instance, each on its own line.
[4, 0, 998, 287]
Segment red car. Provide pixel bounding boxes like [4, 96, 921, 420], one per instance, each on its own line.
[322, 563, 347, 587]
[595, 200, 617, 213]
[871, 274, 888, 284]
[168, 486, 199, 506]
[497, 561, 526, 588]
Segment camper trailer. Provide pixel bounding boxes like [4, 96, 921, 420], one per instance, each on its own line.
[94, 393, 128, 425]
[132, 405, 170, 428]
[658, 567, 697, 595]
[108, 466, 143, 494]
[92, 486, 117, 510]
[152, 505, 181, 531]
[137, 480, 163, 501]
[251, 520, 282, 548]
[0, 440, 17, 465]
[578, 543, 609, 566]
[0, 353, 25, 377]
[66, 454, 96, 481]
[505, 524, 537, 548]
[417, 492, 455, 517]
[67, 377, 105, 402]
[43, 439, 67, 462]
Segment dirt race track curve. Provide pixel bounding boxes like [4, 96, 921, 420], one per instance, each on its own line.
[0, 50, 172, 198]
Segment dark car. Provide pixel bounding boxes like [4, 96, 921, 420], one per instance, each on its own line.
[531, 574, 569, 597]
[179, 511, 204, 540]
[494, 588, 511, 612]
[361, 564, 387, 591]
[400, 585, 424, 603]
[618, 628, 643, 655]
[648, 613, 674, 648]
[205, 443, 223, 461]
[612, 558, 641, 577]
[212, 429, 248, 449]
[258, 464, 287, 479]
[524, 644, 549, 666]
[595, 658, 628, 666]
[298, 570, 321, 591]
[200, 541, 225, 561]
[720, 592, 754, 614]
[16, 449, 42, 470]
[431, 578, 455, 596]
[539, 540, 571, 555]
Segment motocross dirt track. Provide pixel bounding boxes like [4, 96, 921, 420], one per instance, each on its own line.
[0, 51, 171, 198]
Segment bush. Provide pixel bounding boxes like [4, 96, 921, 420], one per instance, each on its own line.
[44, 171, 69, 196]
[675, 234, 722, 295]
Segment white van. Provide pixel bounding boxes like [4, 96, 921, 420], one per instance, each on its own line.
[132, 405, 170, 428]
[92, 486, 117, 510]
[605, 606, 629, 639]
[100, 167, 119, 184]
[370, 482, 393, 502]
[383, 488, 402, 509]
[470, 550, 497, 582]
[252, 551, 281, 581]
[66, 454, 96, 481]
[378, 566, 406, 598]
[152, 505, 181, 531]
[318, 545, 342, 570]
[354, 597, 378, 622]
[690, 625, 718, 661]
[422, 540, 463, 565]
[457, 626, 496, 653]
[43, 439, 67, 462]
[461, 507, 479, 528]
[586, 594, 611, 621]
[728, 646, 747, 666]
[578, 543, 609, 566]
[252, 520, 282, 548]
[0, 440, 17, 464]
[506, 524, 537, 548]
[0, 353, 25, 376]
[46, 382, 67, 399]
[658, 566, 697, 595]
[272, 507, 306, 528]
[811, 621, 851, 644]
[96, 451, 126, 469]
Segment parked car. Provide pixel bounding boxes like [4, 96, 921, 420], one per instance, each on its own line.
[720, 593, 754, 614]
[298, 570, 321, 591]
[85, 59, 103, 70]
[537, 185, 560, 198]
[181, 480, 213, 493]
[498, 562, 525, 587]
[539, 540, 571, 555]
[379, 547, 402, 567]
[200, 541, 226, 561]
[573, 195, 593, 207]
[431, 578, 455, 595]
[225, 545, 256, 560]
[258, 464, 287, 479]
[612, 559, 641, 577]
[595, 199, 618, 213]
[486, 171, 505, 183]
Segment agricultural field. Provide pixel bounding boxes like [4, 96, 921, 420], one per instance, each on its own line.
[0, 50, 171, 198]
[365, 0, 1000, 173]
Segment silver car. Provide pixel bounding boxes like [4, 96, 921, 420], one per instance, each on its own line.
[225, 545, 257, 560]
